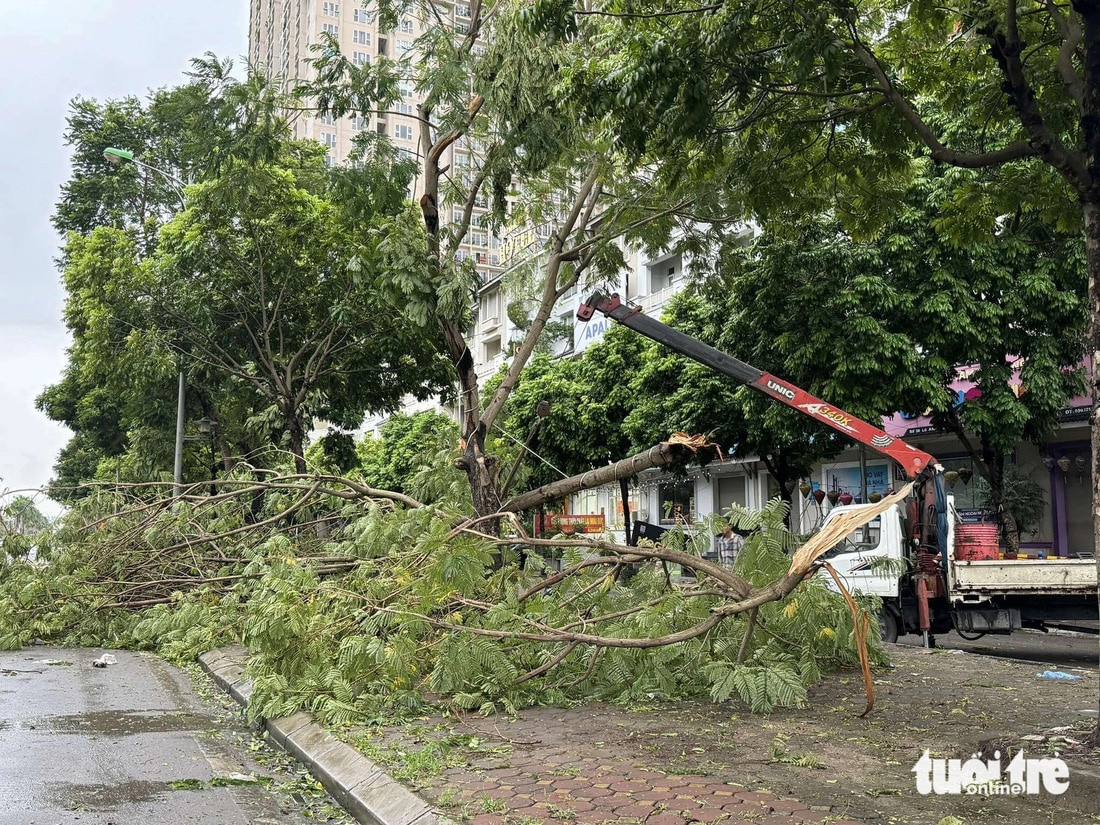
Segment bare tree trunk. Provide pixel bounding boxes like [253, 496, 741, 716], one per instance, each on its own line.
[760, 455, 796, 528]
[288, 414, 307, 475]
[978, 443, 1020, 555]
[1079, 3, 1100, 743]
[501, 442, 697, 514]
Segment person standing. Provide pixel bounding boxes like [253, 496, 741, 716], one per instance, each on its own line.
[716, 524, 743, 569]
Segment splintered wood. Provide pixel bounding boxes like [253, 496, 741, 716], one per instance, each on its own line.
[787, 483, 915, 576]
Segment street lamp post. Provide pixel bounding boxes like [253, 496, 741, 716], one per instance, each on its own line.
[104, 147, 189, 497]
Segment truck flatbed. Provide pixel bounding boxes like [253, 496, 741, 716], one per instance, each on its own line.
[948, 557, 1097, 598]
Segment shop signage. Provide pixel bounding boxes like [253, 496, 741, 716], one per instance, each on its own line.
[883, 357, 1093, 438]
[536, 514, 606, 534]
[956, 508, 994, 524]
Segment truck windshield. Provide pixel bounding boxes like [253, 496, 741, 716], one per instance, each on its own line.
[821, 520, 881, 559]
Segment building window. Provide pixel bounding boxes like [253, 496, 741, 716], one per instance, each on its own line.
[322, 22, 339, 35]
[455, 21, 469, 34]
[321, 131, 338, 148]
[353, 51, 369, 66]
[396, 101, 414, 115]
[480, 288, 501, 326]
[647, 254, 682, 293]
[455, 4, 471, 17]
[320, 112, 336, 125]
[397, 39, 413, 54]
[469, 230, 488, 246]
[399, 18, 414, 32]
[378, 37, 388, 55]
[658, 481, 695, 525]
[352, 115, 369, 131]
[322, 2, 339, 16]
[354, 8, 372, 23]
[483, 336, 502, 361]
[394, 124, 413, 140]
[353, 29, 369, 44]
[556, 311, 575, 356]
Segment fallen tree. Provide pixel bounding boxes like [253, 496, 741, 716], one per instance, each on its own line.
[0, 442, 900, 724]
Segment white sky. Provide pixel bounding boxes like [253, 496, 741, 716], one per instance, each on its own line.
[0, 2, 248, 516]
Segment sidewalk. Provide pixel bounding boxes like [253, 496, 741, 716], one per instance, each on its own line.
[411, 734, 855, 825]
[353, 703, 864, 825]
[200, 646, 865, 825]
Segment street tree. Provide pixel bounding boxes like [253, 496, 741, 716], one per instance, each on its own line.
[0, 497, 50, 536]
[149, 140, 454, 473]
[42, 73, 293, 494]
[43, 63, 453, 485]
[43, 90, 211, 495]
[523, 0, 1100, 737]
[712, 171, 1086, 552]
[299, 0, 710, 521]
[357, 411, 461, 495]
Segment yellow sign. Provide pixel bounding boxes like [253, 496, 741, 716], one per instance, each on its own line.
[500, 226, 537, 266]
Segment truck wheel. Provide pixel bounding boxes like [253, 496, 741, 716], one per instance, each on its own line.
[878, 607, 899, 644]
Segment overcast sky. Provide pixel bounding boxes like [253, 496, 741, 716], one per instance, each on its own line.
[0, 2, 248, 516]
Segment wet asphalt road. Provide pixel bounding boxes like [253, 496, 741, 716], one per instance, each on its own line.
[898, 627, 1100, 671]
[0, 648, 343, 825]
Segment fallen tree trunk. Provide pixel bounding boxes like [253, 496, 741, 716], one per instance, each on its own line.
[500, 440, 696, 514]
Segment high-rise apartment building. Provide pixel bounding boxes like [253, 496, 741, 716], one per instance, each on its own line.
[249, 1, 417, 164]
[248, 0, 501, 282]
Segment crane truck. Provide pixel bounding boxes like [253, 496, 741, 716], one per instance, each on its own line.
[577, 292, 1098, 645]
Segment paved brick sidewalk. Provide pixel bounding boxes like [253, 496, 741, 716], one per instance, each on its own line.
[364, 711, 866, 825]
[447, 761, 860, 824]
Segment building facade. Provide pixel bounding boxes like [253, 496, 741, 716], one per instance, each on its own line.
[564, 361, 1095, 559]
[248, 0, 499, 282]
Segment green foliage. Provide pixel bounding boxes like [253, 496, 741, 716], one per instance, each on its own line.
[0, 486, 882, 725]
[973, 465, 1046, 538]
[1, 496, 50, 536]
[357, 412, 462, 496]
[42, 60, 454, 490]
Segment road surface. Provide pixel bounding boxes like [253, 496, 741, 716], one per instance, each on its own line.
[898, 627, 1099, 670]
[0, 647, 349, 824]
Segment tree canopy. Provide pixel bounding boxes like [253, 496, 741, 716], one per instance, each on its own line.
[41, 61, 454, 490]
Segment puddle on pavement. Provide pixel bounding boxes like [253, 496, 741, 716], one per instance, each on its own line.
[23, 709, 213, 735]
[41, 779, 170, 810]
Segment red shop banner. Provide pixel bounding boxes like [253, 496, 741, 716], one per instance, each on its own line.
[536, 514, 606, 534]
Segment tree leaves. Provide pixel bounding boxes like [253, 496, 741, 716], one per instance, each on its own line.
[0, 480, 882, 725]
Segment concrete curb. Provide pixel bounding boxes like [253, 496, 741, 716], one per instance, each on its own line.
[198, 646, 451, 825]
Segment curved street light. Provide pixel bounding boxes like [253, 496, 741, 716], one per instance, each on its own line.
[103, 147, 186, 205]
[103, 147, 189, 497]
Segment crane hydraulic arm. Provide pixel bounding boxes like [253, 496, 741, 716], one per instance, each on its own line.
[577, 292, 941, 482]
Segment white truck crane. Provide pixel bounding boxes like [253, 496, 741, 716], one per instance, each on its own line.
[578, 292, 1098, 645]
